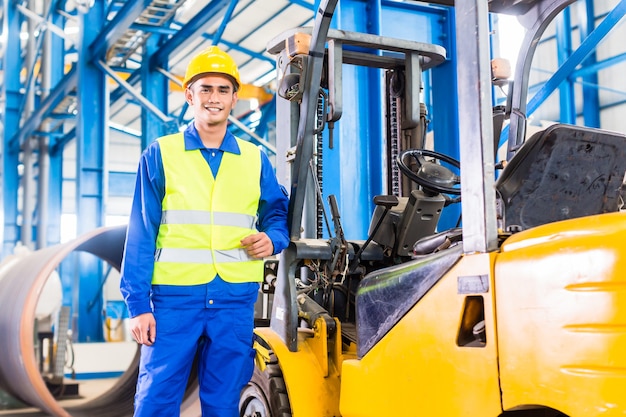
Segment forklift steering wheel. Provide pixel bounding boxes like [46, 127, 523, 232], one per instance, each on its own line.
[396, 149, 461, 195]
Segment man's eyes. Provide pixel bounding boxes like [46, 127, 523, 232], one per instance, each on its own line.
[199, 88, 230, 94]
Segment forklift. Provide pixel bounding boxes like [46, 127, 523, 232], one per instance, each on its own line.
[239, 0, 626, 416]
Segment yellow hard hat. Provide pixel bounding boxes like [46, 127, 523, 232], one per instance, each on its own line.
[182, 46, 241, 90]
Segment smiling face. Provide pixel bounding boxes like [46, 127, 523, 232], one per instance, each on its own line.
[185, 74, 238, 129]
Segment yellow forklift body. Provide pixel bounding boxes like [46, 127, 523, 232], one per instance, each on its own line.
[340, 252, 502, 417]
[254, 323, 343, 416]
[496, 212, 626, 416]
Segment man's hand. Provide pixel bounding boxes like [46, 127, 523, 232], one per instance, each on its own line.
[129, 312, 156, 346]
[241, 232, 274, 259]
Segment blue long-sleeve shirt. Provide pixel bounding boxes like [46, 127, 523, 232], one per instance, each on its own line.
[120, 123, 290, 318]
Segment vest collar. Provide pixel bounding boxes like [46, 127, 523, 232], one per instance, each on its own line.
[183, 123, 241, 155]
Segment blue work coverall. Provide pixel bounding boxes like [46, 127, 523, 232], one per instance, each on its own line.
[120, 122, 289, 417]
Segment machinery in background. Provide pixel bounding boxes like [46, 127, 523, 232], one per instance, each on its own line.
[239, 0, 626, 416]
[0, 245, 77, 398]
[0, 226, 202, 417]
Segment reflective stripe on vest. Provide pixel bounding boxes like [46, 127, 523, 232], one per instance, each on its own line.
[161, 210, 257, 229]
[155, 248, 251, 263]
[152, 133, 263, 286]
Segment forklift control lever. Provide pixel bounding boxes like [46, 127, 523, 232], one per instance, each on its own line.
[328, 195, 347, 274]
[350, 195, 399, 269]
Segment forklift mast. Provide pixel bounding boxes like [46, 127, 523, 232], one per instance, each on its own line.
[265, 0, 576, 352]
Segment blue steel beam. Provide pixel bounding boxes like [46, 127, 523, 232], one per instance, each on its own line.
[42, 7, 68, 249]
[193, 1, 316, 65]
[110, 69, 141, 103]
[428, 6, 459, 230]
[202, 37, 277, 64]
[177, 102, 190, 125]
[9, 67, 78, 153]
[50, 127, 76, 156]
[505, 0, 579, 155]
[526, 1, 626, 121]
[210, 0, 239, 45]
[109, 171, 137, 196]
[95, 59, 175, 125]
[577, 0, 600, 127]
[573, 52, 626, 78]
[10, 0, 149, 154]
[47, 149, 64, 247]
[88, 0, 155, 60]
[51, 100, 145, 153]
[324, 0, 454, 237]
[2, 0, 24, 257]
[150, 0, 231, 67]
[74, 0, 107, 342]
[141, 34, 174, 149]
[216, 1, 296, 70]
[88, 0, 180, 149]
[325, 0, 385, 239]
[228, 116, 277, 154]
[382, 0, 449, 14]
[15, 2, 54, 122]
[556, 7, 576, 124]
[252, 96, 276, 142]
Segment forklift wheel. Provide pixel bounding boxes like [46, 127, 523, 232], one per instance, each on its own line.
[239, 352, 292, 417]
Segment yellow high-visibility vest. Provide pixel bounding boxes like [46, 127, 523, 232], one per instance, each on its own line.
[152, 133, 263, 285]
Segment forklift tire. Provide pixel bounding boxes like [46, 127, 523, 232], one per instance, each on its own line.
[239, 352, 292, 417]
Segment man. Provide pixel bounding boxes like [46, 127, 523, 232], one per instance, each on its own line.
[120, 45, 289, 417]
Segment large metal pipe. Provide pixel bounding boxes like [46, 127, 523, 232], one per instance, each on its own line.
[0, 225, 199, 417]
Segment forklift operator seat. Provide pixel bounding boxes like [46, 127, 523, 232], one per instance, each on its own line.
[496, 123, 626, 232]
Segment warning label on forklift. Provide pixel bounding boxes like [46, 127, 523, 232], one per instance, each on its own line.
[457, 275, 489, 294]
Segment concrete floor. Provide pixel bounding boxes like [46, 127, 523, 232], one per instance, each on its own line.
[0, 378, 118, 416]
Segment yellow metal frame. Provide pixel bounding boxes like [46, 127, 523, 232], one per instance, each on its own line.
[496, 212, 626, 416]
[340, 252, 502, 417]
[254, 316, 344, 417]
[255, 213, 626, 416]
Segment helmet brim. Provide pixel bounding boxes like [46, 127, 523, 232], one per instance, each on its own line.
[184, 72, 240, 91]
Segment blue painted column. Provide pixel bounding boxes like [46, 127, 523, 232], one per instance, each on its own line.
[384, 1, 458, 229]
[255, 97, 277, 150]
[325, 0, 385, 239]
[73, 0, 107, 342]
[322, 0, 457, 236]
[1, 1, 23, 258]
[40, 8, 66, 248]
[424, 5, 459, 230]
[577, 0, 601, 127]
[46, 144, 63, 247]
[142, 35, 171, 148]
[556, 8, 576, 124]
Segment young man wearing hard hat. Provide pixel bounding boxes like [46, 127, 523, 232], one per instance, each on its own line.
[120, 46, 289, 417]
